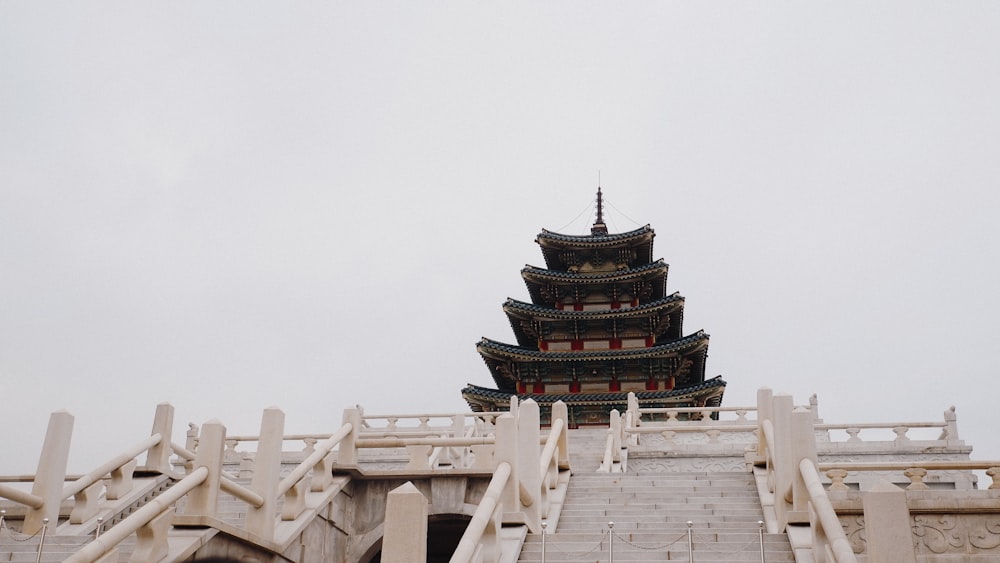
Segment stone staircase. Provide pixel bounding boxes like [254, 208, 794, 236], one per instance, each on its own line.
[0, 474, 246, 562]
[0, 534, 93, 563]
[517, 471, 793, 562]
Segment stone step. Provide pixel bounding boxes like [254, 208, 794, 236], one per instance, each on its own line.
[519, 537, 794, 562]
[518, 547, 794, 562]
[568, 471, 753, 479]
[567, 478, 755, 484]
[563, 515, 767, 521]
[517, 470, 791, 563]
[523, 531, 788, 544]
[564, 492, 760, 500]
[566, 504, 760, 512]
[554, 520, 770, 531]
[0, 535, 134, 563]
[563, 498, 764, 505]
[559, 504, 764, 514]
[564, 481, 757, 490]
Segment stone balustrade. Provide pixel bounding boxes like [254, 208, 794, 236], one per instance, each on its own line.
[446, 399, 571, 563]
[819, 460, 1000, 491]
[607, 388, 994, 561]
[752, 389, 994, 562]
[2, 400, 568, 563]
[360, 412, 500, 437]
[635, 405, 757, 423]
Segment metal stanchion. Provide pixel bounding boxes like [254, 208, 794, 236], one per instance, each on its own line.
[686, 521, 694, 563]
[96, 516, 104, 538]
[0, 509, 6, 530]
[608, 521, 614, 563]
[35, 518, 48, 563]
[541, 520, 547, 563]
[758, 520, 766, 563]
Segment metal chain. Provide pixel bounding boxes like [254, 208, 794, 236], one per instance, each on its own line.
[0, 522, 44, 542]
[545, 529, 610, 557]
[611, 530, 688, 550]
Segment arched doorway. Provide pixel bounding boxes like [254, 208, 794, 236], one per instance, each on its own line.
[361, 514, 472, 563]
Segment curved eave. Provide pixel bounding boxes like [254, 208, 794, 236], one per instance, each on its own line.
[503, 293, 683, 320]
[537, 225, 655, 270]
[522, 260, 667, 284]
[536, 225, 653, 246]
[461, 376, 726, 407]
[522, 261, 668, 308]
[477, 330, 709, 363]
[503, 294, 685, 346]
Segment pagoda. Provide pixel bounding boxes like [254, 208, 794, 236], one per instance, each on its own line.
[462, 189, 726, 426]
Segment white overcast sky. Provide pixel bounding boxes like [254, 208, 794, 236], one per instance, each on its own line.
[2, 3, 998, 474]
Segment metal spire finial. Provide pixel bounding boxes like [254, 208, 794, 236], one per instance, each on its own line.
[592, 184, 608, 235]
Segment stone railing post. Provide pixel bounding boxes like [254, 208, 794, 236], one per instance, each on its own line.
[809, 393, 820, 420]
[627, 392, 640, 426]
[246, 407, 284, 541]
[143, 403, 174, 473]
[610, 409, 622, 463]
[185, 423, 199, 452]
[131, 509, 172, 563]
[771, 393, 795, 530]
[756, 387, 773, 464]
[382, 482, 428, 563]
[106, 459, 137, 500]
[494, 413, 520, 524]
[182, 419, 225, 518]
[788, 407, 816, 523]
[517, 400, 542, 533]
[863, 481, 917, 563]
[448, 413, 465, 466]
[24, 410, 74, 534]
[552, 401, 570, 471]
[942, 406, 960, 444]
[338, 407, 362, 468]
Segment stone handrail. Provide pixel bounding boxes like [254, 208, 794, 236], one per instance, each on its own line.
[538, 416, 568, 487]
[0, 404, 176, 535]
[4, 404, 367, 561]
[353, 435, 496, 472]
[598, 431, 616, 472]
[761, 418, 776, 470]
[449, 400, 570, 563]
[278, 422, 354, 497]
[208, 409, 495, 474]
[7, 401, 565, 563]
[355, 436, 495, 448]
[627, 391, 818, 428]
[360, 412, 502, 436]
[169, 441, 242, 482]
[340, 411, 506, 472]
[0, 433, 157, 510]
[817, 421, 949, 444]
[818, 460, 1000, 491]
[449, 461, 512, 563]
[621, 394, 758, 450]
[597, 409, 623, 472]
[636, 405, 757, 423]
[756, 390, 864, 563]
[0, 483, 44, 508]
[63, 466, 210, 563]
[220, 475, 265, 508]
[62, 433, 162, 499]
[799, 458, 859, 563]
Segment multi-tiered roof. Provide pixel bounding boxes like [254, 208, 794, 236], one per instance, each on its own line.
[462, 189, 725, 426]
